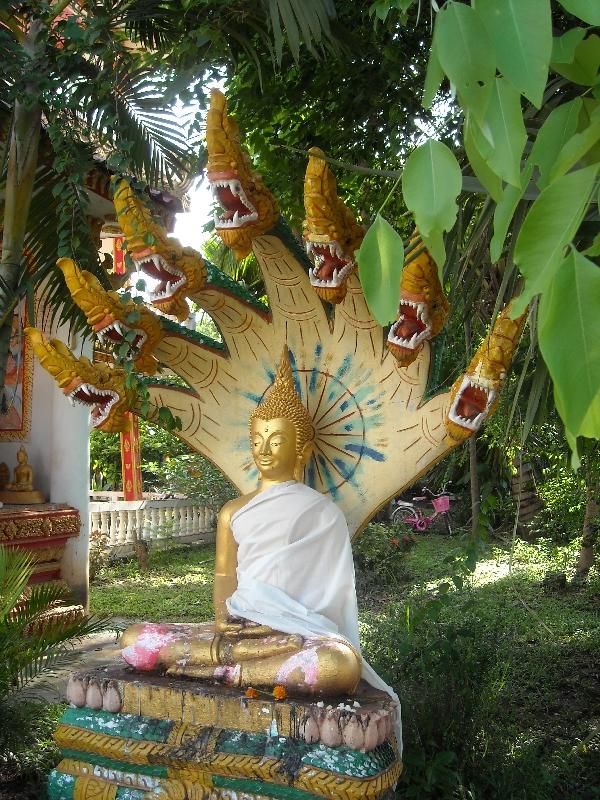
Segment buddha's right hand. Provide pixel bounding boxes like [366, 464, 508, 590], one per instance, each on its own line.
[215, 617, 245, 634]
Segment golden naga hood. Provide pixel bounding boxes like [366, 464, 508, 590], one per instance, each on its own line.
[112, 178, 206, 321]
[445, 303, 528, 443]
[58, 257, 163, 376]
[206, 89, 279, 260]
[25, 328, 135, 433]
[387, 237, 450, 367]
[302, 147, 365, 304]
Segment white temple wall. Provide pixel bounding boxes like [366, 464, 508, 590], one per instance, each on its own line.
[0, 325, 91, 606]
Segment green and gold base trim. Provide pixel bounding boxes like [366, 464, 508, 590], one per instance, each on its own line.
[49, 666, 401, 800]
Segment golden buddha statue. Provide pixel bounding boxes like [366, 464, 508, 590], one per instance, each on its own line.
[0, 447, 45, 504]
[0, 462, 8, 491]
[120, 349, 394, 705]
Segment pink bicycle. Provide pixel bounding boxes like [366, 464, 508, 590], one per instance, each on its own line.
[391, 484, 454, 534]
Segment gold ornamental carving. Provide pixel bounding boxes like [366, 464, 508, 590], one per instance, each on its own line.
[0, 508, 81, 542]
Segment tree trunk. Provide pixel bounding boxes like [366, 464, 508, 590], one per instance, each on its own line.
[464, 319, 480, 537]
[469, 434, 480, 537]
[574, 471, 599, 581]
[0, 19, 44, 392]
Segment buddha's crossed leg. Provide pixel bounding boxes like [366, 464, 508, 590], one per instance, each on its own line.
[120, 622, 361, 695]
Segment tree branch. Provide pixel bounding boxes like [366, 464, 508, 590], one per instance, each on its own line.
[49, 0, 76, 20]
[0, 12, 25, 42]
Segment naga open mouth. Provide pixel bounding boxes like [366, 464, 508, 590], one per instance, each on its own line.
[387, 301, 431, 350]
[95, 321, 147, 357]
[64, 382, 120, 428]
[209, 175, 258, 229]
[133, 254, 185, 304]
[448, 375, 496, 431]
[306, 241, 356, 288]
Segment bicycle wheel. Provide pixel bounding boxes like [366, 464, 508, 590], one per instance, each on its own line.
[392, 509, 419, 532]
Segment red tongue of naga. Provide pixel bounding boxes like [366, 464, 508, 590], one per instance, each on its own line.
[457, 385, 488, 420]
[395, 305, 425, 340]
[217, 186, 248, 218]
[313, 247, 346, 280]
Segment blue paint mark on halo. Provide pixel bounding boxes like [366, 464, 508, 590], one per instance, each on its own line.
[307, 461, 316, 489]
[335, 355, 352, 381]
[317, 454, 339, 499]
[242, 391, 263, 405]
[309, 343, 323, 393]
[287, 349, 302, 397]
[333, 458, 355, 481]
[345, 443, 385, 462]
[340, 399, 350, 412]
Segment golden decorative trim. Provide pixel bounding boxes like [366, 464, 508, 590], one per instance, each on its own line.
[29, 544, 65, 563]
[59, 758, 271, 800]
[54, 725, 401, 800]
[73, 776, 117, 800]
[0, 508, 80, 542]
[58, 758, 161, 793]
[176, 753, 402, 800]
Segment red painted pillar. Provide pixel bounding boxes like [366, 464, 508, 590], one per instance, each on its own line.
[120, 412, 143, 500]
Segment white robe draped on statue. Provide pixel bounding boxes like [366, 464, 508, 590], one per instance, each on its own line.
[226, 480, 402, 751]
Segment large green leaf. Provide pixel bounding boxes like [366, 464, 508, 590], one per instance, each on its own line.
[435, 2, 495, 93]
[476, 0, 552, 108]
[401, 139, 462, 269]
[490, 163, 533, 262]
[422, 26, 444, 109]
[551, 34, 600, 86]
[464, 114, 503, 202]
[556, 0, 600, 25]
[538, 249, 600, 446]
[549, 107, 600, 182]
[512, 164, 599, 314]
[528, 97, 582, 189]
[551, 27, 586, 64]
[482, 77, 527, 188]
[356, 214, 404, 326]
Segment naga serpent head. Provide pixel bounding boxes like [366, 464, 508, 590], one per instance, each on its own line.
[25, 327, 135, 433]
[302, 147, 365, 304]
[58, 257, 163, 375]
[445, 303, 527, 443]
[112, 178, 206, 321]
[387, 238, 450, 367]
[206, 88, 279, 260]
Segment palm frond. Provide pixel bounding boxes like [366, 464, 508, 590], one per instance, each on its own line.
[0, 546, 34, 619]
[16, 161, 109, 337]
[0, 545, 112, 699]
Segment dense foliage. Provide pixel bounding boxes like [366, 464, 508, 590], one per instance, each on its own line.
[91, 420, 237, 509]
[0, 546, 108, 703]
[356, 0, 599, 460]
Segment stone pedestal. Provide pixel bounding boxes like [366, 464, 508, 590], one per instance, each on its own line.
[48, 663, 402, 800]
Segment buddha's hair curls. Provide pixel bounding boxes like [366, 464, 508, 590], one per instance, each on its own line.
[249, 347, 315, 456]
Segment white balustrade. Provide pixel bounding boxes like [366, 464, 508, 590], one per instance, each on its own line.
[88, 498, 216, 555]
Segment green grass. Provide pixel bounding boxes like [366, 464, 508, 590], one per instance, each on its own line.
[89, 535, 600, 799]
[90, 545, 215, 621]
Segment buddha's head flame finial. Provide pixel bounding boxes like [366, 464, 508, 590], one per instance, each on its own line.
[250, 347, 315, 459]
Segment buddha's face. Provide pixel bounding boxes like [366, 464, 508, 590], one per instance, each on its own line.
[251, 417, 298, 482]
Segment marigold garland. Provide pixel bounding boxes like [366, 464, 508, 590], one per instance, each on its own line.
[272, 685, 287, 701]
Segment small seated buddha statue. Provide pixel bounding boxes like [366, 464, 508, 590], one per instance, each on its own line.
[0, 447, 45, 504]
[120, 350, 399, 724]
